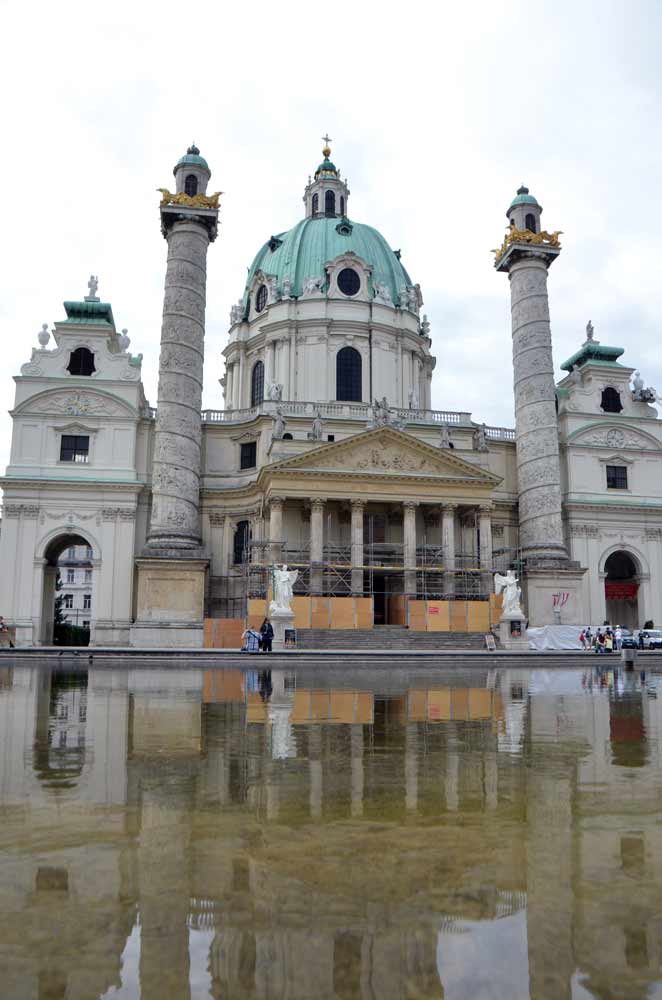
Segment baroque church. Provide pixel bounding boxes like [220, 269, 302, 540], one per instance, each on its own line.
[2, 141, 662, 647]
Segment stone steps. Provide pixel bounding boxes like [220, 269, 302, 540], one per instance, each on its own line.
[295, 628, 493, 650]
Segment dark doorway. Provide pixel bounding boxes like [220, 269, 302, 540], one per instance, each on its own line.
[605, 550, 639, 629]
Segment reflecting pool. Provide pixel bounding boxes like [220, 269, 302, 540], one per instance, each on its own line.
[1, 661, 662, 998]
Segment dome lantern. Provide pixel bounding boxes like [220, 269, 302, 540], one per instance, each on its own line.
[173, 142, 211, 197]
[303, 135, 350, 219]
[506, 183, 543, 234]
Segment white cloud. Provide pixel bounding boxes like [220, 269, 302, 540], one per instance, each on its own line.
[1, 0, 661, 470]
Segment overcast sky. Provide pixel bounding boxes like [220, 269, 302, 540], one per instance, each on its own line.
[1, 0, 661, 473]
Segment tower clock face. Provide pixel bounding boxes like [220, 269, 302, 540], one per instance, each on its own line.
[606, 429, 625, 448]
[255, 284, 268, 313]
[337, 268, 360, 296]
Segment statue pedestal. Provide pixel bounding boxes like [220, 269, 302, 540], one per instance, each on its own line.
[498, 613, 529, 651]
[269, 606, 295, 651]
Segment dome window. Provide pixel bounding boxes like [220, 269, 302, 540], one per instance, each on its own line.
[601, 387, 623, 413]
[67, 347, 96, 376]
[336, 346, 362, 402]
[255, 284, 268, 313]
[337, 268, 360, 297]
[184, 174, 198, 197]
[336, 219, 353, 236]
[325, 191, 336, 216]
[251, 361, 264, 406]
[312, 193, 319, 215]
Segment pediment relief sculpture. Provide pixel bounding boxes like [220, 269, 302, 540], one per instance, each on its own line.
[571, 425, 661, 451]
[17, 389, 134, 418]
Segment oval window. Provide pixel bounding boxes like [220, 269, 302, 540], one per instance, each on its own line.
[255, 284, 268, 313]
[337, 268, 360, 296]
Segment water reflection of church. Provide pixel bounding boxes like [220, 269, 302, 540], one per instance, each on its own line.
[1, 664, 662, 998]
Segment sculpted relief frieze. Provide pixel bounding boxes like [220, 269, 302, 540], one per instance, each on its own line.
[573, 427, 659, 450]
[317, 444, 435, 474]
[25, 390, 127, 418]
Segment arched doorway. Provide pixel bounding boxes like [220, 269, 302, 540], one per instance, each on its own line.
[42, 534, 95, 646]
[604, 550, 639, 630]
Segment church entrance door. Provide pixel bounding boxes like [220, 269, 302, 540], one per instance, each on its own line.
[604, 551, 639, 631]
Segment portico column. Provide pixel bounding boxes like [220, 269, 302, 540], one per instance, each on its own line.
[268, 497, 284, 564]
[479, 504, 493, 597]
[443, 503, 457, 598]
[310, 498, 325, 594]
[403, 501, 418, 597]
[351, 499, 365, 595]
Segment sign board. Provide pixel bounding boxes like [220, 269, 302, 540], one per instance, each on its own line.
[429, 606, 439, 615]
[484, 633, 497, 651]
[284, 628, 297, 648]
[605, 582, 639, 600]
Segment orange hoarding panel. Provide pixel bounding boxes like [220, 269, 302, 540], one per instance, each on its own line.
[330, 598, 354, 629]
[355, 598, 373, 629]
[427, 602, 451, 631]
[204, 618, 244, 649]
[409, 600, 427, 631]
[427, 689, 452, 721]
[467, 602, 490, 632]
[291, 596, 311, 629]
[311, 597, 330, 629]
[450, 602, 468, 632]
[389, 595, 407, 625]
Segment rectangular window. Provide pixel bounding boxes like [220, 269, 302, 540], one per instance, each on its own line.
[84, 569, 92, 583]
[86, 547, 93, 559]
[607, 465, 628, 490]
[66, 569, 75, 583]
[83, 594, 91, 609]
[68, 547, 76, 558]
[64, 594, 73, 609]
[60, 435, 89, 463]
[82, 620, 90, 629]
[240, 441, 257, 470]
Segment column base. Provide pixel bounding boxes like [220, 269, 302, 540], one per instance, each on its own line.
[131, 555, 208, 648]
[522, 563, 587, 627]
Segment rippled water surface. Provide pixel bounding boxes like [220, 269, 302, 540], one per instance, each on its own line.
[2, 660, 662, 999]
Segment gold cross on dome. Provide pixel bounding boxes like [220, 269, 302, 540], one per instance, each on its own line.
[321, 133, 332, 147]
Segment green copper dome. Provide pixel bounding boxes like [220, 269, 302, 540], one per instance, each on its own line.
[174, 143, 209, 175]
[315, 157, 338, 177]
[243, 216, 414, 310]
[509, 184, 539, 209]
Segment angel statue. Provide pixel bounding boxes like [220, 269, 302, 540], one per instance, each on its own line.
[494, 569, 523, 617]
[270, 564, 298, 614]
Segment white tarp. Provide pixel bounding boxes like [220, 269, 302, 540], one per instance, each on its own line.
[526, 624, 585, 650]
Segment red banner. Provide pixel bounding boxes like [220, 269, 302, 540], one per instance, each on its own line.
[605, 582, 639, 600]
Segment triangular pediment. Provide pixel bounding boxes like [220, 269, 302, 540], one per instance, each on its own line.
[264, 426, 500, 484]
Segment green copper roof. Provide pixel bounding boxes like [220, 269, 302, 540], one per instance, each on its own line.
[315, 157, 338, 177]
[561, 341, 625, 371]
[62, 300, 116, 328]
[174, 143, 209, 174]
[243, 216, 414, 310]
[509, 184, 539, 209]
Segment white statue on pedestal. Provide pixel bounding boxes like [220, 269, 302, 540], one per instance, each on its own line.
[494, 569, 523, 617]
[271, 564, 298, 613]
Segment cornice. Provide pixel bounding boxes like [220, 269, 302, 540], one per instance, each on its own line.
[0, 477, 144, 493]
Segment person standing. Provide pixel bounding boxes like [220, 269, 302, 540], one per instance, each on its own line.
[615, 625, 623, 652]
[260, 618, 274, 653]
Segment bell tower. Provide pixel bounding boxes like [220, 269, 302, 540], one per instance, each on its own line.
[303, 135, 350, 218]
[495, 186, 586, 625]
[131, 145, 220, 647]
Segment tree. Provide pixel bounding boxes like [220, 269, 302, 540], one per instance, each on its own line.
[53, 571, 66, 627]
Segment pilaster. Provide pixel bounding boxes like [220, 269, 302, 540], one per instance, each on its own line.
[310, 497, 325, 594]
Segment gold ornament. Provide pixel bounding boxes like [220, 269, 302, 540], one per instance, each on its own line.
[157, 188, 223, 210]
[493, 223, 563, 264]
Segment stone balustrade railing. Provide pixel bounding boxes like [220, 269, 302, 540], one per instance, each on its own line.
[144, 400, 515, 440]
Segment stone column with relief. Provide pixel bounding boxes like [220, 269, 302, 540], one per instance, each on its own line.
[268, 497, 284, 565]
[310, 498, 325, 595]
[131, 145, 220, 647]
[495, 186, 586, 624]
[479, 505, 493, 597]
[442, 503, 457, 598]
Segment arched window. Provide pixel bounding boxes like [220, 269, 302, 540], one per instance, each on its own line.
[67, 347, 96, 376]
[336, 346, 362, 402]
[184, 174, 198, 197]
[340, 195, 345, 216]
[325, 190, 336, 216]
[525, 212, 537, 233]
[312, 193, 319, 215]
[251, 360, 264, 406]
[601, 387, 623, 413]
[282, 432, 293, 440]
[234, 520, 251, 564]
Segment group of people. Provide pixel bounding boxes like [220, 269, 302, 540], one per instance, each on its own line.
[241, 618, 274, 654]
[579, 625, 623, 653]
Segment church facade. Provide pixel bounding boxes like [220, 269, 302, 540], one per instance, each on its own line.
[1, 143, 662, 646]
